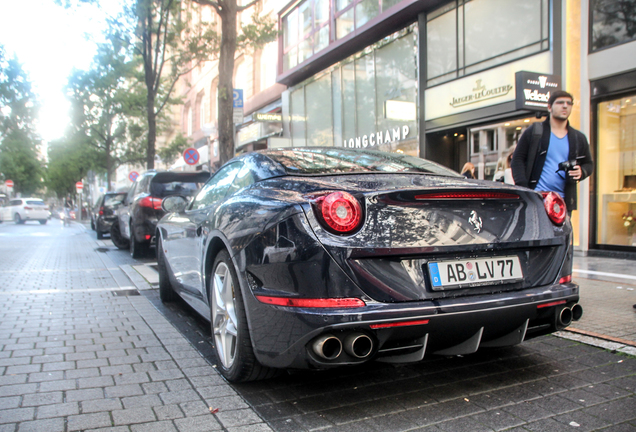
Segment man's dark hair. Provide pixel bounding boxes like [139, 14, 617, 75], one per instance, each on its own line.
[548, 90, 574, 106]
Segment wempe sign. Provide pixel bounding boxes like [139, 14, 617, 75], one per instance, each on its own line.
[515, 71, 561, 111]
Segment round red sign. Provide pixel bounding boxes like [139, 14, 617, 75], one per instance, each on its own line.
[5, 179, 13, 188]
[76, 181, 84, 190]
[183, 147, 200, 166]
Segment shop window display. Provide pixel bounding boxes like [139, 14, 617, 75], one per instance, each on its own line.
[596, 95, 636, 246]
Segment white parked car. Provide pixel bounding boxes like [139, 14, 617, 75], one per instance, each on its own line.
[0, 198, 50, 224]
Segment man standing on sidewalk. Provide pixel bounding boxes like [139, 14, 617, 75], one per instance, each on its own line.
[511, 90, 594, 213]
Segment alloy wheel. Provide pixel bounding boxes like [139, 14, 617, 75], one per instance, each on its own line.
[212, 262, 238, 369]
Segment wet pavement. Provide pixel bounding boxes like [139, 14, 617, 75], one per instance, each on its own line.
[0, 220, 634, 431]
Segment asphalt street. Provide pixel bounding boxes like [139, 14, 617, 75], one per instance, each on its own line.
[0, 219, 634, 432]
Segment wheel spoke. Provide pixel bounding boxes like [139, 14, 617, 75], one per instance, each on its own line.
[212, 262, 237, 368]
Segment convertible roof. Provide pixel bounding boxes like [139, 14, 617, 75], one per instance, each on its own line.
[151, 171, 210, 184]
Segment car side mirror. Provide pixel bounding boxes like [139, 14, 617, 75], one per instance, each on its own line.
[162, 196, 188, 213]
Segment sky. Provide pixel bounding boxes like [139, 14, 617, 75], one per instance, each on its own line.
[0, 0, 123, 143]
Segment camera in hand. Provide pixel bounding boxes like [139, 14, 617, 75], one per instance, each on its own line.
[556, 160, 577, 173]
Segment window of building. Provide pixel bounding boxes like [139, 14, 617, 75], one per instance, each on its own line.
[590, 0, 636, 52]
[185, 104, 193, 136]
[282, 0, 401, 74]
[595, 95, 636, 247]
[260, 42, 278, 90]
[196, 92, 205, 130]
[426, 0, 549, 87]
[288, 26, 418, 155]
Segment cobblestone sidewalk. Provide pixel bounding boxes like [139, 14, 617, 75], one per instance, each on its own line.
[0, 222, 270, 431]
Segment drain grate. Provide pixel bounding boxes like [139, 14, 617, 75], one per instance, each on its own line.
[112, 289, 141, 296]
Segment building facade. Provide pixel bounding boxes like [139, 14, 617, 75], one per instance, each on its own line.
[161, 0, 636, 256]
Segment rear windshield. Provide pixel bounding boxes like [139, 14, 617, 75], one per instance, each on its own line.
[103, 194, 126, 207]
[150, 181, 202, 198]
[26, 200, 45, 206]
[265, 148, 460, 176]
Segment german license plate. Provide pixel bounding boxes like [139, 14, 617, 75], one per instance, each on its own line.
[427, 256, 523, 290]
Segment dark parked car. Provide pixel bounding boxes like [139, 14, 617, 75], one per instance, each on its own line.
[155, 147, 582, 383]
[91, 192, 127, 240]
[111, 170, 210, 257]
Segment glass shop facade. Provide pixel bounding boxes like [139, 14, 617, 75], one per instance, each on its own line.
[276, 0, 636, 255]
[278, 0, 557, 177]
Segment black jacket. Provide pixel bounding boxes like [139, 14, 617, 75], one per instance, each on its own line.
[511, 117, 593, 211]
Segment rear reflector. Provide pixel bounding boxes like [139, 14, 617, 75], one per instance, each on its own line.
[537, 300, 567, 309]
[415, 192, 519, 200]
[559, 275, 572, 284]
[370, 319, 429, 329]
[255, 295, 365, 308]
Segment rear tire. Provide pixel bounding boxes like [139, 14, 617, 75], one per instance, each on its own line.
[210, 250, 278, 382]
[130, 225, 148, 259]
[96, 230, 104, 240]
[158, 237, 177, 303]
[39, 219, 47, 225]
[110, 222, 129, 249]
[14, 213, 23, 224]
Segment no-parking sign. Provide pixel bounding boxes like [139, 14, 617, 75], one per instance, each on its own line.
[183, 147, 200, 166]
[129, 171, 139, 182]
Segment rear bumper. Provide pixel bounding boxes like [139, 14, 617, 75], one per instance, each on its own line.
[244, 283, 579, 370]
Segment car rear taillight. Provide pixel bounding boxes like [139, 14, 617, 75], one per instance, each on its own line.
[139, 196, 163, 210]
[24, 206, 33, 210]
[415, 191, 519, 200]
[542, 192, 566, 225]
[559, 275, 572, 284]
[314, 191, 363, 234]
[99, 206, 104, 216]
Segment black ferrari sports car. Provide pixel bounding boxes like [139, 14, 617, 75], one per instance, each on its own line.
[156, 147, 582, 382]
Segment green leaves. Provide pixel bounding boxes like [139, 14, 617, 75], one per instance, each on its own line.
[0, 45, 44, 195]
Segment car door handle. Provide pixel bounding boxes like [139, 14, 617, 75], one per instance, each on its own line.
[196, 227, 202, 237]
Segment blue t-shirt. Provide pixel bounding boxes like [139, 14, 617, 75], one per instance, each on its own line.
[535, 132, 569, 198]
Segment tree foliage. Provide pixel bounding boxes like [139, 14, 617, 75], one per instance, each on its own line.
[65, 38, 146, 190]
[46, 134, 101, 198]
[0, 46, 44, 195]
[157, 132, 190, 165]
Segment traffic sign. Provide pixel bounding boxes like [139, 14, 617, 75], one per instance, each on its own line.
[76, 181, 84, 190]
[183, 147, 200, 166]
[129, 171, 139, 182]
[5, 179, 13, 188]
[233, 89, 243, 108]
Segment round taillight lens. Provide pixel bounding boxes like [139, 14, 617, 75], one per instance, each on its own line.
[542, 191, 566, 225]
[318, 191, 363, 234]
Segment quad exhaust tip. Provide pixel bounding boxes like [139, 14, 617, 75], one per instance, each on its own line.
[312, 333, 374, 360]
[312, 335, 342, 360]
[344, 333, 373, 359]
[556, 303, 583, 328]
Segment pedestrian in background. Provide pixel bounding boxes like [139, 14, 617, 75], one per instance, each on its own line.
[461, 162, 476, 179]
[511, 90, 593, 212]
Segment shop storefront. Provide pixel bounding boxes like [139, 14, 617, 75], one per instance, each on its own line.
[591, 70, 636, 251]
[282, 25, 419, 156]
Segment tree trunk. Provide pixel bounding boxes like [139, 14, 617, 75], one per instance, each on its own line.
[105, 137, 112, 191]
[217, 0, 238, 166]
[147, 90, 157, 169]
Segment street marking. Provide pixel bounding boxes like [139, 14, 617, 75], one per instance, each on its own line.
[573, 268, 636, 281]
